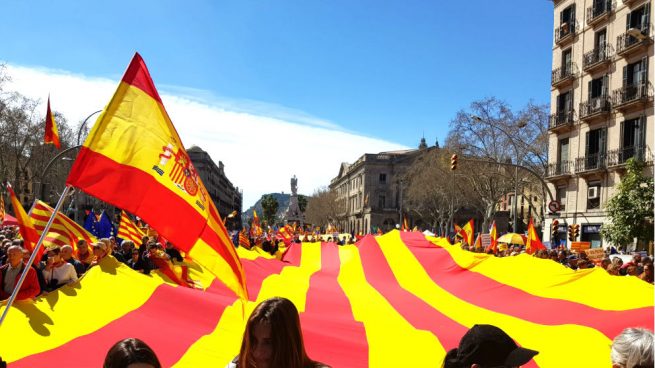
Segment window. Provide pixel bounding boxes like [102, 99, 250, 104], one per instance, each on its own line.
[556, 187, 567, 211]
[621, 116, 646, 162]
[379, 173, 387, 184]
[378, 194, 386, 209]
[585, 127, 607, 170]
[623, 58, 648, 87]
[626, 3, 650, 32]
[557, 90, 573, 112]
[560, 4, 576, 32]
[588, 75, 608, 99]
[587, 182, 601, 210]
[594, 28, 606, 51]
[562, 48, 572, 73]
[558, 138, 569, 173]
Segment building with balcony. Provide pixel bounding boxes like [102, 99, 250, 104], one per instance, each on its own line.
[187, 146, 243, 231]
[547, 0, 653, 249]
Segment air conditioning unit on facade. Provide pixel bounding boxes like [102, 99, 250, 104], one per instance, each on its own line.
[588, 186, 599, 199]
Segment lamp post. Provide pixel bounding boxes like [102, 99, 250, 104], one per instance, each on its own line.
[77, 110, 102, 146]
[471, 115, 527, 233]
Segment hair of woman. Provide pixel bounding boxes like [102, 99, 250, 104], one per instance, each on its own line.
[238, 297, 319, 368]
[611, 328, 654, 368]
[103, 338, 161, 368]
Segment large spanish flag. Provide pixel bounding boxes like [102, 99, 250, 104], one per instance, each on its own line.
[44, 96, 61, 149]
[1, 231, 652, 367]
[65, 53, 247, 301]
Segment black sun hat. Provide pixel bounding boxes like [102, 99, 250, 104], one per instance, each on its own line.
[457, 324, 538, 367]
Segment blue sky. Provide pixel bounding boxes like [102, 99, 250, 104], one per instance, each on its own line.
[1, 1, 555, 207]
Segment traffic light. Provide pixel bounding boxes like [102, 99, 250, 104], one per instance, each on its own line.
[568, 224, 574, 242]
[573, 224, 580, 240]
[551, 220, 559, 239]
[450, 154, 458, 171]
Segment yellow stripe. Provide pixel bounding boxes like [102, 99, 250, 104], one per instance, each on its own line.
[337, 245, 441, 366]
[0, 257, 164, 362]
[429, 237, 654, 310]
[174, 243, 323, 367]
[379, 232, 615, 367]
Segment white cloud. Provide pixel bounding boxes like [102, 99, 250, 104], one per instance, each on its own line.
[4, 63, 408, 208]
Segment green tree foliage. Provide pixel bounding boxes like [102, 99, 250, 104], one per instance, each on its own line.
[298, 194, 308, 213]
[601, 159, 654, 248]
[261, 194, 279, 227]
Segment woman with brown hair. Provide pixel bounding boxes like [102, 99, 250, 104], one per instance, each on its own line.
[228, 297, 329, 368]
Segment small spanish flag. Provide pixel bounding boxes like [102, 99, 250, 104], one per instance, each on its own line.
[44, 96, 61, 149]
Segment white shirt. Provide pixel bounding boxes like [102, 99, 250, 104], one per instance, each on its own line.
[43, 263, 78, 286]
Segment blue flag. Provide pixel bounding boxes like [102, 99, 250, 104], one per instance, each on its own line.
[97, 211, 116, 239]
[83, 209, 99, 237]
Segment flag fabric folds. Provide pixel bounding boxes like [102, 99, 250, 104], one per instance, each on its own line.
[0, 191, 5, 224]
[43, 96, 61, 149]
[29, 200, 97, 251]
[1, 230, 652, 367]
[525, 218, 546, 255]
[488, 220, 498, 252]
[238, 229, 251, 249]
[64, 53, 247, 301]
[7, 184, 42, 257]
[118, 210, 146, 245]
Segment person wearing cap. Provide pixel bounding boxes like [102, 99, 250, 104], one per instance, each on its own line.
[443, 324, 538, 368]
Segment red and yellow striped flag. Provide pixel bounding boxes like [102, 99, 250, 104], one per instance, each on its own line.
[488, 220, 498, 252]
[238, 228, 251, 249]
[7, 184, 42, 258]
[118, 210, 146, 246]
[44, 96, 61, 149]
[29, 200, 97, 251]
[0, 190, 5, 224]
[65, 53, 247, 301]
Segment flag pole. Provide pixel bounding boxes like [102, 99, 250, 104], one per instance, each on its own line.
[0, 185, 73, 327]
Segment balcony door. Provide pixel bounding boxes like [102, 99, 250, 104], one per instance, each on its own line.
[588, 75, 608, 110]
[626, 3, 651, 32]
[621, 117, 646, 162]
[558, 138, 569, 173]
[585, 127, 607, 169]
[562, 48, 572, 73]
[594, 28, 606, 56]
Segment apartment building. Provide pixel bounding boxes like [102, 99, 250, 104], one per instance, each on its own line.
[187, 146, 243, 231]
[546, 0, 653, 248]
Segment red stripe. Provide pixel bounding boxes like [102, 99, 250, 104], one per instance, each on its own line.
[300, 243, 368, 367]
[66, 148, 244, 290]
[358, 235, 468, 350]
[399, 231, 654, 339]
[11, 277, 235, 367]
[121, 53, 163, 104]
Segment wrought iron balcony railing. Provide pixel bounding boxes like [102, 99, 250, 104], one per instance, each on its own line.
[617, 25, 651, 55]
[582, 43, 613, 71]
[546, 160, 573, 177]
[579, 96, 611, 120]
[607, 146, 651, 166]
[555, 20, 578, 44]
[548, 110, 576, 130]
[612, 82, 652, 108]
[551, 62, 578, 86]
[587, 0, 613, 26]
[575, 153, 607, 173]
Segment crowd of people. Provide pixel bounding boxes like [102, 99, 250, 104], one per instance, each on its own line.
[0, 226, 185, 301]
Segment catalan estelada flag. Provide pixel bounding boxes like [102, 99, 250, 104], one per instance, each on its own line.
[525, 218, 546, 255]
[29, 200, 97, 251]
[0, 230, 652, 367]
[44, 96, 61, 149]
[65, 53, 247, 301]
[117, 210, 146, 246]
[7, 184, 42, 258]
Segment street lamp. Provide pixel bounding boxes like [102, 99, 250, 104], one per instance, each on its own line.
[471, 115, 526, 233]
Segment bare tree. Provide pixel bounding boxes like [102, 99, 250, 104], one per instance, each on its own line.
[304, 187, 339, 229]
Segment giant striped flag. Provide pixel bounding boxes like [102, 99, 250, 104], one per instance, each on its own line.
[29, 200, 97, 251]
[0, 230, 651, 367]
[117, 210, 146, 246]
[0, 190, 5, 224]
[65, 53, 247, 301]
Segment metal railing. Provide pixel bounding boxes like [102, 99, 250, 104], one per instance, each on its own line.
[546, 160, 573, 177]
[583, 43, 613, 69]
[555, 20, 577, 43]
[575, 153, 607, 173]
[548, 110, 576, 130]
[607, 146, 650, 166]
[579, 96, 611, 119]
[551, 62, 578, 86]
[586, 0, 613, 24]
[612, 82, 652, 107]
[617, 25, 651, 54]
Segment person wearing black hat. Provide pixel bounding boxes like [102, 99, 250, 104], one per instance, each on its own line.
[443, 324, 538, 368]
